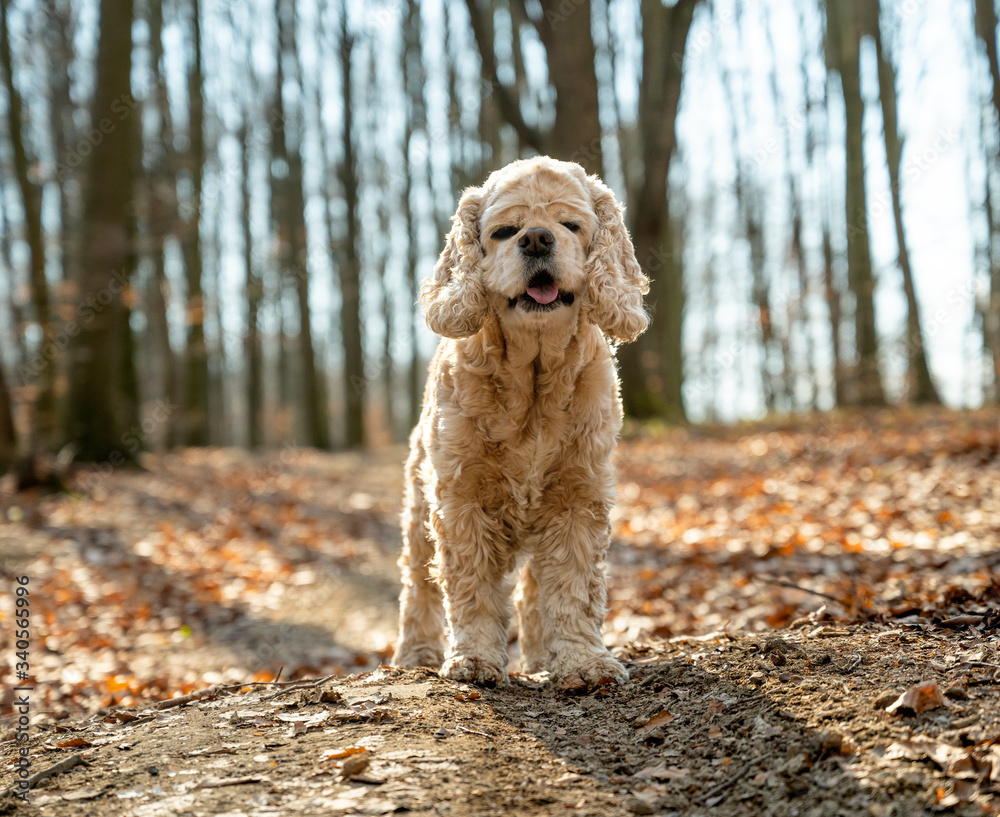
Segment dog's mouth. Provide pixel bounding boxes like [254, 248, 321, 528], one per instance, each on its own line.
[508, 271, 575, 312]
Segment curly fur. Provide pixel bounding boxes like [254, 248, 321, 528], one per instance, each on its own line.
[393, 156, 649, 688]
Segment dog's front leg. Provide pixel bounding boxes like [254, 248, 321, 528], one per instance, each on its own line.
[436, 506, 514, 687]
[532, 506, 628, 687]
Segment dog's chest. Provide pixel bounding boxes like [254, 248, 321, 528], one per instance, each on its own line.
[479, 389, 574, 512]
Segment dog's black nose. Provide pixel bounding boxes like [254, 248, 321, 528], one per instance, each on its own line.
[518, 227, 554, 257]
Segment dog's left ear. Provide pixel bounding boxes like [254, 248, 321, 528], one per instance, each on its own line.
[583, 175, 650, 344]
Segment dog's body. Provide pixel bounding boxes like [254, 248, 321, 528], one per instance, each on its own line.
[392, 157, 648, 688]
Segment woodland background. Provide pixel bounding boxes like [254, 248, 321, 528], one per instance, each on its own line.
[0, 0, 1000, 470]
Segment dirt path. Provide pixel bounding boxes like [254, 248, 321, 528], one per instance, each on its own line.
[1, 409, 999, 814]
[1, 625, 998, 816]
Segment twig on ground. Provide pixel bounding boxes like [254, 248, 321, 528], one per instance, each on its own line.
[699, 753, 771, 805]
[261, 674, 338, 700]
[195, 775, 267, 789]
[639, 668, 673, 688]
[160, 671, 334, 705]
[153, 686, 221, 710]
[756, 577, 842, 604]
[456, 724, 494, 740]
[12, 753, 88, 792]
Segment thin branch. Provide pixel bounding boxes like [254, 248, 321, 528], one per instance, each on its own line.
[463, 0, 546, 152]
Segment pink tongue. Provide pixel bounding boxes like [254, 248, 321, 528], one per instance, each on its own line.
[526, 283, 558, 304]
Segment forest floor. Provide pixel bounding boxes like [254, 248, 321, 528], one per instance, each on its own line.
[0, 408, 999, 816]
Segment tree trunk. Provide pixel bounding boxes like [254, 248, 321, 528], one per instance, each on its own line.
[338, 18, 365, 447]
[464, 0, 545, 154]
[874, 13, 939, 405]
[0, 356, 16, 474]
[269, 0, 329, 449]
[241, 123, 263, 450]
[826, 0, 885, 406]
[534, 0, 603, 174]
[182, 0, 208, 445]
[144, 0, 176, 448]
[403, 0, 425, 430]
[618, 0, 699, 421]
[974, 0, 1000, 401]
[0, 0, 55, 451]
[65, 0, 140, 462]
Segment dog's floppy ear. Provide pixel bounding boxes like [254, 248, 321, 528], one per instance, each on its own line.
[420, 186, 487, 339]
[583, 174, 650, 343]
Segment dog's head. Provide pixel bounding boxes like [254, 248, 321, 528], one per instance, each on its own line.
[421, 156, 649, 343]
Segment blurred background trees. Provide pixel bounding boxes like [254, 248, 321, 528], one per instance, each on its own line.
[0, 0, 998, 467]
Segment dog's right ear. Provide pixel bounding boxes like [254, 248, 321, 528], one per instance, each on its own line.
[421, 186, 487, 339]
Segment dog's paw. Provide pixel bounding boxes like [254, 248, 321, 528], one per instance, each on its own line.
[392, 645, 444, 669]
[440, 655, 509, 688]
[554, 654, 628, 691]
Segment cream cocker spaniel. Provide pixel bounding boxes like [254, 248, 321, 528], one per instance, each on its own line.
[392, 156, 649, 688]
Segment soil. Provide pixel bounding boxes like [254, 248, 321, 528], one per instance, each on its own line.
[1, 409, 999, 815]
[1, 628, 999, 816]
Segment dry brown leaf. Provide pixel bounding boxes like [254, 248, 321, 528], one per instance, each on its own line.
[55, 737, 93, 749]
[885, 736, 995, 783]
[637, 709, 675, 733]
[885, 681, 948, 715]
[323, 746, 369, 761]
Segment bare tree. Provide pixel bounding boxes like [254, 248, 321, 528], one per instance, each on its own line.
[826, 0, 885, 406]
[181, 0, 209, 444]
[65, 0, 140, 461]
[874, 6, 939, 405]
[272, 0, 330, 449]
[974, 0, 1000, 400]
[621, 0, 700, 421]
[0, 0, 55, 454]
[402, 0, 428, 430]
[337, 11, 365, 447]
[0, 357, 15, 474]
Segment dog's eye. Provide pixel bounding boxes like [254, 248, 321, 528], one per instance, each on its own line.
[561, 222, 581, 233]
[491, 226, 519, 240]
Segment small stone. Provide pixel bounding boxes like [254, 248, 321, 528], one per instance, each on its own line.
[625, 797, 655, 815]
[943, 685, 969, 701]
[340, 751, 371, 780]
[748, 671, 766, 686]
[873, 690, 898, 710]
[818, 729, 844, 754]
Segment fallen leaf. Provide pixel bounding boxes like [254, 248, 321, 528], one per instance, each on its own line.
[323, 746, 369, 761]
[885, 737, 994, 781]
[637, 709, 675, 733]
[885, 681, 948, 715]
[938, 615, 982, 628]
[55, 737, 93, 749]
